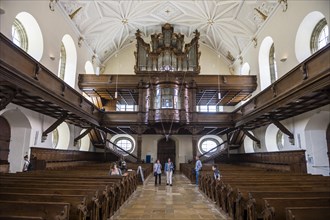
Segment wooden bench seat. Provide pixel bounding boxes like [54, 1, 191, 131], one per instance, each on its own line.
[0, 201, 70, 220]
[236, 191, 330, 220]
[0, 193, 88, 220]
[262, 197, 330, 220]
[285, 206, 330, 220]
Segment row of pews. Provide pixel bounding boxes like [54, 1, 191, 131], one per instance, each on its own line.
[181, 163, 330, 220]
[0, 162, 143, 220]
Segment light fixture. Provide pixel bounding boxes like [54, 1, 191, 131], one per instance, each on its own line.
[49, 0, 58, 12]
[280, 57, 287, 62]
[95, 67, 100, 76]
[218, 75, 221, 100]
[49, 55, 55, 61]
[115, 74, 118, 99]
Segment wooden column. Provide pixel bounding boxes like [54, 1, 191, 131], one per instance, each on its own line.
[137, 134, 142, 162]
[192, 135, 198, 159]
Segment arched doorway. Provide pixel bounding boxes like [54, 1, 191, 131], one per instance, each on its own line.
[0, 116, 11, 167]
[157, 137, 176, 169]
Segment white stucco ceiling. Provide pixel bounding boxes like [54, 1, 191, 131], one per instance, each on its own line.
[58, 0, 279, 64]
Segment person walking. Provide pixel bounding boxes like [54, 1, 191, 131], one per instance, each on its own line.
[195, 155, 202, 185]
[154, 159, 162, 185]
[164, 158, 174, 186]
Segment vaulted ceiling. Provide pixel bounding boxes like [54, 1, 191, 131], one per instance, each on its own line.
[58, 0, 280, 64]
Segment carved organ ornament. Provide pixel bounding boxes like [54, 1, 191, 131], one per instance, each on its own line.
[134, 23, 201, 74]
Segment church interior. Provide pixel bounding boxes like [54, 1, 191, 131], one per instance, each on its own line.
[0, 0, 329, 219]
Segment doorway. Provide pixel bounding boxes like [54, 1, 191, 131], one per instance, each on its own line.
[157, 137, 176, 169]
[0, 116, 11, 162]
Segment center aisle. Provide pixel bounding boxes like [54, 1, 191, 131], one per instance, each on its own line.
[110, 173, 228, 220]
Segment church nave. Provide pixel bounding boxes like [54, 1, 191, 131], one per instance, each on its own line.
[110, 173, 227, 220]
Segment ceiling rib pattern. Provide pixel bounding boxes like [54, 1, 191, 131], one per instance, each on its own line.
[59, 0, 278, 64]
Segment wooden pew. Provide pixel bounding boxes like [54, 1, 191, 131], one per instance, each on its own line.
[262, 197, 330, 220]
[0, 201, 70, 220]
[0, 193, 88, 220]
[285, 207, 330, 220]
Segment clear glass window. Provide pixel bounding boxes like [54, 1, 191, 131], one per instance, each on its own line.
[12, 18, 28, 51]
[311, 18, 329, 53]
[115, 138, 133, 152]
[200, 139, 217, 153]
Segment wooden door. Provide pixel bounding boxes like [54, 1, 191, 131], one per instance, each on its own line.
[0, 116, 10, 162]
[157, 137, 176, 169]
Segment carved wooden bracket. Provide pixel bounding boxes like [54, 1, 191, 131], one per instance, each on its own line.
[130, 125, 148, 135]
[0, 89, 18, 111]
[42, 112, 68, 142]
[268, 115, 294, 143]
[33, 63, 41, 80]
[300, 62, 308, 80]
[271, 84, 277, 97]
[185, 125, 204, 135]
[74, 127, 92, 146]
[242, 128, 261, 148]
[61, 83, 66, 96]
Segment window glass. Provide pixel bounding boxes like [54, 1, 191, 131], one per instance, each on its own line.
[115, 138, 133, 153]
[276, 130, 284, 150]
[200, 139, 217, 153]
[311, 18, 329, 53]
[52, 129, 59, 149]
[12, 18, 28, 51]
[269, 43, 278, 83]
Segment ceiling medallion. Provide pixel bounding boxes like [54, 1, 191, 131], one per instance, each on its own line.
[207, 19, 214, 25]
[122, 18, 128, 25]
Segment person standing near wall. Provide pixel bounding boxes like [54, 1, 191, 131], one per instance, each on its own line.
[154, 159, 162, 185]
[195, 155, 202, 185]
[164, 158, 174, 186]
[22, 155, 30, 172]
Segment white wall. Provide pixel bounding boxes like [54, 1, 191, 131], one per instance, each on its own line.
[141, 135, 193, 169]
[0, 0, 95, 89]
[103, 42, 231, 75]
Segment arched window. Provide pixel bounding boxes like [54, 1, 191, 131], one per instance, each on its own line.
[259, 36, 276, 90]
[269, 43, 278, 83]
[58, 34, 77, 88]
[85, 61, 94, 74]
[295, 11, 327, 62]
[241, 62, 250, 75]
[110, 134, 136, 155]
[198, 135, 223, 156]
[200, 139, 218, 153]
[52, 128, 59, 148]
[115, 138, 133, 152]
[276, 130, 284, 150]
[58, 42, 66, 80]
[311, 18, 329, 53]
[12, 12, 43, 61]
[12, 18, 28, 51]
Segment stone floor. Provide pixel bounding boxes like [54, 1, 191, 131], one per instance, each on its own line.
[110, 173, 228, 220]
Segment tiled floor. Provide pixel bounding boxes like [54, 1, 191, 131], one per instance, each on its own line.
[110, 173, 228, 220]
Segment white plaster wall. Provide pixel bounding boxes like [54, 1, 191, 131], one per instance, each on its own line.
[140, 135, 193, 169]
[0, 0, 95, 90]
[237, 0, 330, 94]
[103, 42, 231, 75]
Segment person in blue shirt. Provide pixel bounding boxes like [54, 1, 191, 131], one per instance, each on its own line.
[153, 159, 162, 185]
[164, 158, 174, 186]
[212, 164, 221, 180]
[195, 155, 202, 185]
